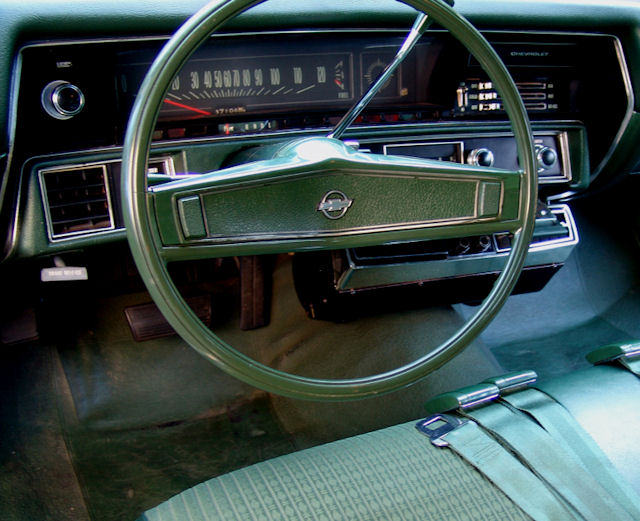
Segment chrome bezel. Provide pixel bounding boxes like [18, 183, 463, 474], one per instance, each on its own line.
[38, 155, 175, 242]
[40, 80, 85, 120]
[39, 162, 116, 240]
[381, 131, 571, 184]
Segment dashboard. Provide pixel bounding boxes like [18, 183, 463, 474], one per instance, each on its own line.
[2, 0, 639, 309]
[14, 31, 627, 154]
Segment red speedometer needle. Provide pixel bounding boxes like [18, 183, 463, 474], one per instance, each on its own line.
[163, 98, 213, 116]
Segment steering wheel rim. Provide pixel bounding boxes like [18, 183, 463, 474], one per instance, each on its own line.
[122, 0, 538, 401]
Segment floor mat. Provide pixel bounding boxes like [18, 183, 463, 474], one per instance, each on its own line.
[63, 396, 296, 521]
[52, 262, 503, 519]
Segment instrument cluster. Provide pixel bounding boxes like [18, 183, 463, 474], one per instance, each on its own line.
[15, 30, 627, 162]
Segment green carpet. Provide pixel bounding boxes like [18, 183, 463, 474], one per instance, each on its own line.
[63, 397, 296, 521]
[0, 344, 88, 521]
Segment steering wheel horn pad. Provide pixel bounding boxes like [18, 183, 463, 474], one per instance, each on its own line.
[151, 136, 523, 255]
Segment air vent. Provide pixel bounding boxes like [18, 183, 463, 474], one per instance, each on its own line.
[40, 164, 115, 239]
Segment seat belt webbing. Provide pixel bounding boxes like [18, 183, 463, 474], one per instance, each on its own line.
[416, 415, 578, 521]
[465, 403, 635, 521]
[503, 387, 640, 519]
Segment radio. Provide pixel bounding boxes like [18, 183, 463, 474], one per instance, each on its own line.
[381, 131, 570, 184]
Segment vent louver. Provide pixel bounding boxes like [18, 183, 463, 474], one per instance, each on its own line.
[41, 164, 115, 239]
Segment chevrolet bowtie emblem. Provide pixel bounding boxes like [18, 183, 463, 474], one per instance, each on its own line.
[317, 190, 353, 219]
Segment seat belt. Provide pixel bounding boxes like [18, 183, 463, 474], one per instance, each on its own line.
[502, 387, 640, 519]
[416, 414, 578, 520]
[419, 371, 639, 521]
[465, 401, 634, 521]
[586, 342, 640, 377]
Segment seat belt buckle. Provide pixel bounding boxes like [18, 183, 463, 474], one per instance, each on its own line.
[415, 414, 467, 447]
[586, 342, 640, 365]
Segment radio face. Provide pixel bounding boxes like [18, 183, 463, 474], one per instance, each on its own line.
[382, 132, 571, 185]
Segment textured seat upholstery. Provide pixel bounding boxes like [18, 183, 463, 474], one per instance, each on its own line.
[139, 421, 530, 521]
[140, 365, 640, 521]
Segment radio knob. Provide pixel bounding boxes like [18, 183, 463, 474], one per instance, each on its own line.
[41, 80, 85, 120]
[467, 148, 495, 167]
[536, 145, 557, 170]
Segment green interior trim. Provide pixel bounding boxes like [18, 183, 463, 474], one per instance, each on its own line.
[121, 0, 538, 401]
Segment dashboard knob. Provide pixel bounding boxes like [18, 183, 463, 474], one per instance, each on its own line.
[41, 80, 85, 120]
[467, 148, 495, 167]
[536, 145, 557, 170]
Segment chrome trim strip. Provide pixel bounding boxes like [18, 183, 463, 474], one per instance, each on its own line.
[557, 130, 573, 184]
[191, 215, 511, 245]
[15, 28, 624, 50]
[17, 29, 413, 50]
[1, 52, 23, 262]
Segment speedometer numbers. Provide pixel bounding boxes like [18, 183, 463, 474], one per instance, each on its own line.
[134, 46, 412, 121]
[162, 52, 354, 118]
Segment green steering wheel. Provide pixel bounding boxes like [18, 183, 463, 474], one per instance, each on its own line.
[122, 0, 538, 401]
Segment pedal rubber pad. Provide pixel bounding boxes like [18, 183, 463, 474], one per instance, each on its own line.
[124, 295, 212, 342]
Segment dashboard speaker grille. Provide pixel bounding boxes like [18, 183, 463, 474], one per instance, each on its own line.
[40, 164, 115, 239]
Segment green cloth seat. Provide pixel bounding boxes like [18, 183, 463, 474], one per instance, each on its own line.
[139, 365, 640, 521]
[139, 420, 530, 521]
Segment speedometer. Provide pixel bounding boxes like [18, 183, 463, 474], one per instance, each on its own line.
[119, 51, 354, 120]
[165, 52, 353, 117]
[116, 35, 421, 127]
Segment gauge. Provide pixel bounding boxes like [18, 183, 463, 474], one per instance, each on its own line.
[120, 51, 355, 120]
[361, 51, 407, 99]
